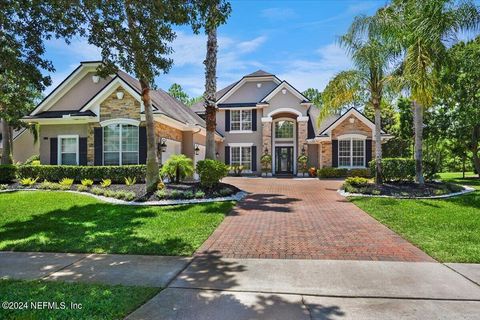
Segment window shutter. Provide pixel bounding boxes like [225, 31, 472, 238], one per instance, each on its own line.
[332, 140, 338, 167]
[94, 127, 103, 166]
[251, 146, 257, 171]
[225, 146, 230, 165]
[79, 137, 87, 165]
[365, 139, 372, 167]
[252, 109, 257, 131]
[139, 126, 147, 164]
[225, 110, 230, 132]
[50, 138, 58, 165]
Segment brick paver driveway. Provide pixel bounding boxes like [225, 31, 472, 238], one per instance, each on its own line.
[197, 177, 433, 261]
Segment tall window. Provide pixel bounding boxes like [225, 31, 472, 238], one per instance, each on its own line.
[230, 110, 252, 131]
[230, 146, 251, 170]
[58, 135, 78, 165]
[275, 120, 294, 139]
[103, 124, 139, 165]
[338, 138, 365, 167]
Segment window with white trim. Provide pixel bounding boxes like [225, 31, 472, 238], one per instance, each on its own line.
[338, 138, 365, 167]
[230, 146, 251, 170]
[275, 120, 294, 139]
[103, 123, 139, 165]
[230, 110, 252, 131]
[59, 136, 78, 165]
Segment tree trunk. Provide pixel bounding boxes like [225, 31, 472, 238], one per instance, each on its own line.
[1, 118, 13, 165]
[373, 100, 383, 184]
[139, 79, 160, 193]
[204, 25, 218, 160]
[472, 125, 480, 179]
[413, 100, 424, 185]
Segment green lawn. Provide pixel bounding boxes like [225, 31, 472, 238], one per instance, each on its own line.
[0, 279, 159, 320]
[351, 172, 480, 263]
[0, 191, 234, 256]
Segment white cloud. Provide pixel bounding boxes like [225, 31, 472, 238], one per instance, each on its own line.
[261, 7, 297, 21]
[237, 36, 267, 53]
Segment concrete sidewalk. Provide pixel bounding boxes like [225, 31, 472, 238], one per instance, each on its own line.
[0, 251, 190, 287]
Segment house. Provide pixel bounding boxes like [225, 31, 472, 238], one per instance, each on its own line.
[0, 123, 39, 163]
[20, 61, 222, 167]
[191, 70, 391, 175]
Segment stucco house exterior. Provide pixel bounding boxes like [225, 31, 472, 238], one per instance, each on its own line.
[192, 70, 391, 175]
[20, 61, 222, 168]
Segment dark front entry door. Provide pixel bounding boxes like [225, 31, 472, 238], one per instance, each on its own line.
[275, 146, 294, 174]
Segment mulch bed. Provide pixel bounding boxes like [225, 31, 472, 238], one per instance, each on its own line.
[346, 181, 465, 197]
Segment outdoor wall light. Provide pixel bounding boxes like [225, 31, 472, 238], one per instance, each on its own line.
[215, 152, 220, 158]
[301, 144, 306, 155]
[264, 147, 269, 154]
[92, 75, 100, 83]
[194, 144, 200, 155]
[158, 138, 167, 153]
[116, 91, 124, 100]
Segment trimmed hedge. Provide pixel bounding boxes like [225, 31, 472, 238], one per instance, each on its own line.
[196, 159, 228, 188]
[0, 165, 17, 183]
[17, 165, 146, 183]
[369, 158, 415, 182]
[317, 167, 371, 178]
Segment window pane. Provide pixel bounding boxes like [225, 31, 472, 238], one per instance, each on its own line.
[241, 110, 252, 130]
[231, 147, 241, 165]
[352, 139, 364, 167]
[339, 139, 351, 167]
[275, 121, 294, 138]
[241, 147, 251, 170]
[122, 125, 139, 152]
[104, 124, 120, 152]
[104, 152, 120, 165]
[61, 138, 77, 153]
[122, 152, 138, 165]
[61, 153, 77, 165]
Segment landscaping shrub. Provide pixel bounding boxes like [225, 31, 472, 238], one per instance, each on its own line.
[317, 167, 349, 178]
[160, 154, 194, 183]
[369, 158, 415, 182]
[81, 179, 94, 187]
[196, 159, 228, 188]
[77, 185, 88, 192]
[229, 165, 244, 176]
[124, 177, 136, 186]
[0, 164, 17, 183]
[19, 177, 38, 187]
[91, 187, 104, 196]
[59, 178, 74, 188]
[219, 188, 232, 196]
[194, 191, 205, 199]
[16, 165, 146, 183]
[155, 189, 167, 199]
[183, 191, 194, 199]
[344, 177, 370, 188]
[100, 179, 112, 188]
[38, 181, 64, 190]
[23, 154, 40, 165]
[0, 184, 8, 190]
[347, 168, 371, 178]
[170, 189, 183, 199]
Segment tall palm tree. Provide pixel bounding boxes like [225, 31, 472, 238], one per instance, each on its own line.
[379, 0, 480, 185]
[321, 14, 397, 184]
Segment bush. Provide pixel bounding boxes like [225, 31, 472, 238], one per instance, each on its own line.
[124, 177, 136, 186]
[369, 158, 415, 182]
[219, 188, 232, 196]
[38, 181, 62, 190]
[344, 177, 370, 188]
[194, 191, 205, 199]
[0, 184, 8, 190]
[100, 179, 111, 188]
[17, 165, 146, 183]
[347, 168, 371, 178]
[229, 165, 244, 176]
[317, 167, 349, 178]
[183, 191, 194, 199]
[24, 154, 40, 165]
[91, 187, 104, 196]
[170, 189, 183, 199]
[59, 178, 74, 188]
[19, 177, 38, 187]
[196, 160, 228, 188]
[81, 179, 94, 187]
[160, 154, 194, 183]
[77, 185, 88, 192]
[0, 165, 17, 183]
[156, 189, 167, 199]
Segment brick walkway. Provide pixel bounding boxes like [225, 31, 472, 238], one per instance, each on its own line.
[197, 177, 434, 261]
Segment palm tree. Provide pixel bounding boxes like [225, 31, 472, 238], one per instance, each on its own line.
[321, 14, 397, 184]
[379, 0, 480, 185]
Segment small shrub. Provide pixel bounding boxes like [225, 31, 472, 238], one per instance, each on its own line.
[91, 187, 104, 195]
[219, 188, 232, 196]
[77, 185, 88, 192]
[24, 154, 40, 165]
[0, 184, 8, 190]
[100, 179, 111, 188]
[194, 191, 205, 199]
[260, 153, 272, 173]
[348, 168, 371, 178]
[170, 189, 183, 199]
[103, 190, 116, 198]
[59, 178, 74, 188]
[123, 191, 136, 201]
[345, 177, 370, 188]
[156, 189, 167, 199]
[230, 165, 244, 176]
[297, 155, 308, 174]
[183, 191, 194, 199]
[39, 181, 55, 190]
[124, 177, 136, 186]
[317, 167, 349, 178]
[0, 165, 17, 183]
[81, 179, 94, 187]
[196, 160, 228, 188]
[157, 180, 165, 190]
[19, 177, 38, 187]
[160, 154, 194, 183]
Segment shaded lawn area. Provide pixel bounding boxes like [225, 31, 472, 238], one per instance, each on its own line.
[0, 279, 159, 320]
[0, 191, 234, 256]
[350, 172, 480, 263]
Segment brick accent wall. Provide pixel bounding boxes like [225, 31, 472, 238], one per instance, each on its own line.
[320, 141, 332, 167]
[100, 88, 141, 122]
[262, 120, 272, 155]
[87, 123, 99, 164]
[331, 115, 372, 139]
[297, 120, 308, 157]
[154, 122, 183, 142]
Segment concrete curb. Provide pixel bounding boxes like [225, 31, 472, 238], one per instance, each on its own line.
[338, 185, 475, 199]
[0, 188, 247, 206]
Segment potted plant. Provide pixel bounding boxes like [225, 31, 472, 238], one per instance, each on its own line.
[308, 167, 317, 177]
[297, 154, 308, 177]
[260, 153, 272, 176]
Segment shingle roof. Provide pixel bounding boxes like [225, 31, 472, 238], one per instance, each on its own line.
[24, 110, 97, 119]
[245, 70, 274, 77]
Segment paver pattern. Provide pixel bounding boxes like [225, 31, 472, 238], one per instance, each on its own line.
[197, 177, 434, 261]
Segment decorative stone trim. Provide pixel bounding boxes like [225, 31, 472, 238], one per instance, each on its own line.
[338, 185, 475, 199]
[0, 188, 247, 206]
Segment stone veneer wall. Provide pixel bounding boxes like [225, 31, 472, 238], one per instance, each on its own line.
[331, 116, 372, 139]
[154, 122, 183, 142]
[297, 120, 308, 158]
[262, 119, 272, 155]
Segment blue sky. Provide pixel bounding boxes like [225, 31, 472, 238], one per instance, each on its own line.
[43, 1, 390, 97]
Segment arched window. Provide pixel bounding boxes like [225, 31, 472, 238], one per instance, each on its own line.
[101, 119, 139, 165]
[274, 120, 294, 139]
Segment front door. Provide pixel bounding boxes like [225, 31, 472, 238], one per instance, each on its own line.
[275, 146, 294, 174]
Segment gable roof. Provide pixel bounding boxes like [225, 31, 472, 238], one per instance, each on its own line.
[245, 70, 274, 77]
[260, 81, 311, 103]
